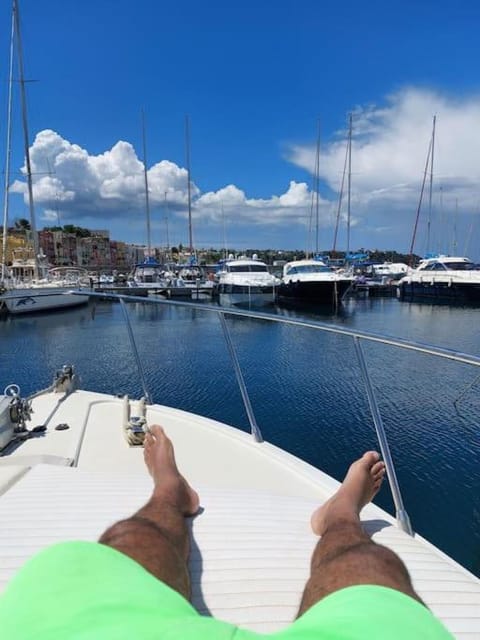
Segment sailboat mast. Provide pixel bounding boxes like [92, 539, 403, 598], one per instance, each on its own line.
[409, 120, 434, 264]
[453, 198, 458, 255]
[346, 113, 352, 258]
[141, 110, 152, 256]
[426, 115, 436, 255]
[164, 191, 170, 252]
[185, 115, 193, 256]
[314, 120, 321, 255]
[1, 6, 15, 283]
[438, 185, 444, 254]
[332, 131, 349, 254]
[463, 209, 475, 257]
[306, 120, 321, 259]
[13, 0, 39, 279]
[219, 202, 228, 259]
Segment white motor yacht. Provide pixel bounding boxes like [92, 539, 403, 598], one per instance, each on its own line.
[397, 256, 480, 304]
[371, 262, 409, 280]
[215, 255, 280, 307]
[278, 258, 354, 305]
[128, 257, 170, 288]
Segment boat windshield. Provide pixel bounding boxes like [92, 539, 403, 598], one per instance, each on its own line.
[228, 265, 268, 273]
[286, 265, 332, 275]
[420, 261, 476, 271]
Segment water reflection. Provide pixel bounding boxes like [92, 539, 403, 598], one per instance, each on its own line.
[1, 297, 479, 576]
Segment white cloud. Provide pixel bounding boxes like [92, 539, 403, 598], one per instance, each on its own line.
[11, 130, 320, 239]
[287, 87, 480, 253]
[9, 87, 480, 256]
[11, 130, 192, 216]
[289, 88, 480, 192]
[195, 180, 327, 226]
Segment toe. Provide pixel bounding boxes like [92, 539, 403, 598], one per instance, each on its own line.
[362, 451, 380, 466]
[371, 460, 385, 475]
[144, 432, 154, 447]
[149, 424, 165, 439]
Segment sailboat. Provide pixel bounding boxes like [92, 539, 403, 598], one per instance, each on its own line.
[170, 116, 212, 295]
[175, 115, 200, 279]
[128, 112, 171, 289]
[0, 5, 15, 289]
[397, 117, 480, 304]
[277, 119, 354, 306]
[0, 0, 89, 315]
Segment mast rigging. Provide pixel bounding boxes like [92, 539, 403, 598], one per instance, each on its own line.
[141, 109, 152, 256]
[185, 115, 193, 257]
[1, 6, 15, 282]
[14, 0, 40, 279]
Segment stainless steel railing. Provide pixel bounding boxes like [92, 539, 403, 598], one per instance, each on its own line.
[67, 289, 480, 535]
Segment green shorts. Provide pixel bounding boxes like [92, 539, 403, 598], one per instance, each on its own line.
[0, 541, 453, 639]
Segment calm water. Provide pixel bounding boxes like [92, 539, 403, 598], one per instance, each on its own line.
[1, 296, 479, 577]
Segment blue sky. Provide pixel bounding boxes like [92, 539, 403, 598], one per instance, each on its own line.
[2, 0, 480, 257]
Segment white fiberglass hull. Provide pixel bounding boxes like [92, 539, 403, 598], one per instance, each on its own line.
[219, 289, 276, 307]
[128, 281, 168, 289]
[2, 287, 90, 314]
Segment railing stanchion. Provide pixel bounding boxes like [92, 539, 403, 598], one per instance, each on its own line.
[353, 336, 413, 536]
[219, 312, 263, 442]
[119, 298, 152, 404]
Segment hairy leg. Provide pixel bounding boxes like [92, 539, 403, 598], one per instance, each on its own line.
[298, 452, 423, 616]
[99, 425, 199, 600]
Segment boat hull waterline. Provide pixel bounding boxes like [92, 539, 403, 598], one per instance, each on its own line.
[2, 288, 90, 314]
[278, 279, 353, 304]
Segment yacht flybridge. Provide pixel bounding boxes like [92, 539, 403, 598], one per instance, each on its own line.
[0, 293, 479, 638]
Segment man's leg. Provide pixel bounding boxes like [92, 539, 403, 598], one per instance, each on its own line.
[298, 451, 423, 616]
[99, 425, 199, 600]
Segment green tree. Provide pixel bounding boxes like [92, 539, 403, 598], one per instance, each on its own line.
[14, 218, 31, 231]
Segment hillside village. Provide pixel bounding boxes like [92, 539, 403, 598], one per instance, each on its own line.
[1, 220, 415, 272]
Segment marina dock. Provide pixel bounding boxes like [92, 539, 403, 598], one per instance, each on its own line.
[93, 285, 215, 300]
[352, 281, 398, 298]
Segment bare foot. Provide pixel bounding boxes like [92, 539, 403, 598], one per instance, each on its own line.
[311, 451, 386, 535]
[144, 424, 200, 516]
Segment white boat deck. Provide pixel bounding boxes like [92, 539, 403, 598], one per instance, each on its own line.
[1, 390, 479, 637]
